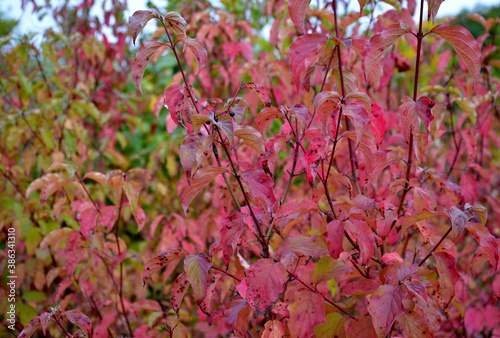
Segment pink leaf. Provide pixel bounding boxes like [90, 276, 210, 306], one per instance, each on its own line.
[244, 83, 272, 107]
[413, 187, 431, 214]
[132, 40, 170, 93]
[180, 166, 229, 214]
[290, 34, 329, 90]
[143, 248, 189, 285]
[289, 0, 310, 33]
[243, 259, 288, 314]
[97, 206, 117, 233]
[288, 290, 326, 338]
[77, 204, 98, 238]
[224, 299, 250, 331]
[171, 272, 189, 314]
[430, 24, 482, 85]
[279, 235, 329, 259]
[261, 320, 287, 338]
[466, 222, 499, 268]
[215, 114, 234, 145]
[178, 34, 207, 74]
[62, 310, 92, 337]
[235, 125, 265, 154]
[240, 169, 276, 209]
[345, 316, 377, 338]
[396, 310, 433, 338]
[367, 285, 406, 338]
[362, 22, 412, 80]
[128, 10, 160, 45]
[343, 103, 370, 147]
[180, 132, 216, 180]
[184, 253, 213, 301]
[163, 84, 194, 128]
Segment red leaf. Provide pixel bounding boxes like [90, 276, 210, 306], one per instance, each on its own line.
[244, 82, 272, 107]
[199, 274, 221, 314]
[255, 107, 285, 134]
[326, 220, 345, 259]
[346, 219, 374, 265]
[433, 252, 460, 305]
[163, 84, 194, 128]
[184, 253, 213, 301]
[180, 166, 229, 214]
[180, 132, 216, 180]
[128, 10, 161, 45]
[214, 212, 247, 266]
[178, 34, 207, 74]
[290, 34, 329, 90]
[368, 102, 386, 146]
[362, 22, 412, 80]
[398, 96, 436, 162]
[345, 316, 377, 338]
[62, 310, 92, 337]
[171, 272, 189, 314]
[279, 235, 329, 259]
[288, 290, 326, 338]
[289, 0, 310, 33]
[240, 169, 276, 209]
[40, 312, 52, 335]
[466, 222, 499, 268]
[224, 299, 250, 331]
[430, 24, 482, 85]
[18, 316, 42, 338]
[403, 280, 428, 305]
[367, 285, 406, 338]
[132, 40, 170, 93]
[243, 259, 288, 314]
[143, 248, 189, 285]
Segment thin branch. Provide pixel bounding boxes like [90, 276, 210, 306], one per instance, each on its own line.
[418, 227, 452, 267]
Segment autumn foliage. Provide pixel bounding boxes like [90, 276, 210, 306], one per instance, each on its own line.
[2, 0, 500, 337]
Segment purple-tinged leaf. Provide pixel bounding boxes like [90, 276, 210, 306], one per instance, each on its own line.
[427, 0, 445, 24]
[163, 84, 194, 128]
[215, 114, 234, 144]
[430, 24, 482, 85]
[178, 34, 207, 74]
[128, 10, 161, 45]
[367, 285, 406, 338]
[240, 169, 276, 209]
[279, 235, 328, 259]
[181, 166, 229, 214]
[180, 132, 216, 180]
[243, 259, 288, 314]
[184, 253, 213, 301]
[346, 219, 374, 265]
[164, 11, 187, 35]
[290, 34, 329, 90]
[62, 310, 92, 337]
[219, 212, 247, 266]
[362, 22, 412, 79]
[132, 40, 170, 93]
[466, 222, 499, 268]
[143, 248, 189, 285]
[433, 252, 460, 305]
[449, 206, 468, 239]
[289, 0, 311, 33]
[288, 290, 326, 338]
[18, 316, 42, 338]
[397, 310, 433, 338]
